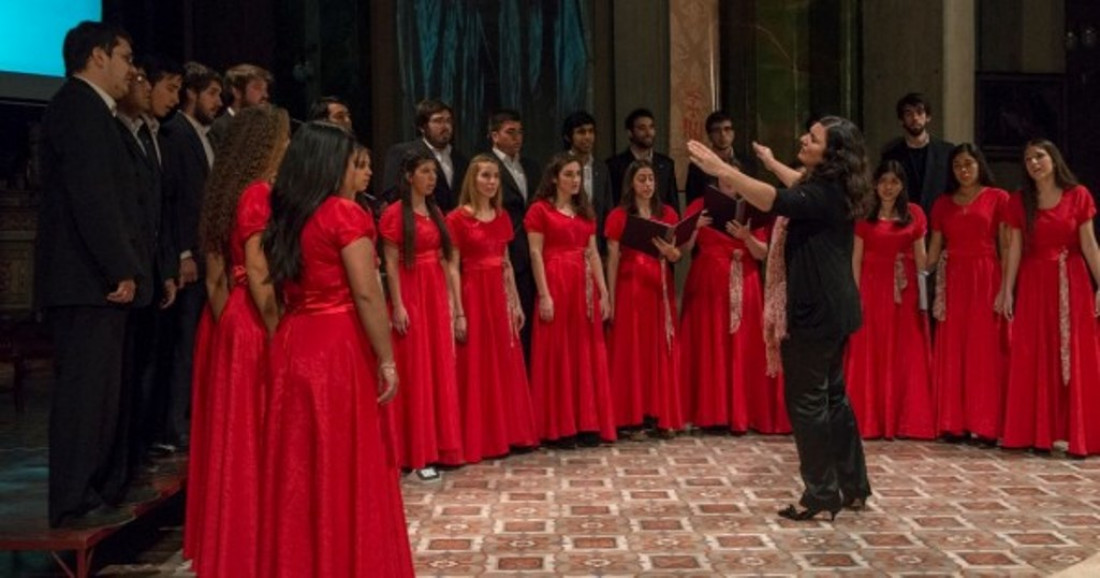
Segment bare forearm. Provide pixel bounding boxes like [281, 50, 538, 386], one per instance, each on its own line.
[763, 157, 803, 188]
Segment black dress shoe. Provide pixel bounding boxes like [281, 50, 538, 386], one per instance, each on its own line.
[778, 503, 840, 522]
[117, 485, 161, 506]
[57, 505, 135, 529]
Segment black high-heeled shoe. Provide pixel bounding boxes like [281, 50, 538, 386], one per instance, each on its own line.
[777, 504, 840, 522]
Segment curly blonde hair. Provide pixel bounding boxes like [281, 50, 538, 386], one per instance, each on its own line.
[198, 104, 290, 257]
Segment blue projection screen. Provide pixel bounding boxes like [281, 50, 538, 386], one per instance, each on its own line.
[0, 1, 102, 100]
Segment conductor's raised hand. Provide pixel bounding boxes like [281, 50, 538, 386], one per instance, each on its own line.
[752, 141, 776, 166]
[687, 140, 728, 177]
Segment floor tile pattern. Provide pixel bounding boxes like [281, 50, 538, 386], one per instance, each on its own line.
[404, 435, 1100, 577]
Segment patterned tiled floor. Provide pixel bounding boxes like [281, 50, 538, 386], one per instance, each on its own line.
[403, 434, 1100, 576]
[4, 362, 1100, 576]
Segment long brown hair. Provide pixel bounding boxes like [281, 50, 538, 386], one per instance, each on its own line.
[1020, 139, 1078, 232]
[199, 104, 290, 257]
[397, 150, 453, 268]
[456, 154, 503, 211]
[619, 159, 666, 218]
[532, 152, 594, 220]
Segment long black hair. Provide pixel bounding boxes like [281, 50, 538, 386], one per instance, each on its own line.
[805, 116, 872, 219]
[868, 160, 913, 226]
[263, 121, 357, 285]
[1020, 139, 1079, 232]
[397, 150, 453, 268]
[945, 142, 996, 194]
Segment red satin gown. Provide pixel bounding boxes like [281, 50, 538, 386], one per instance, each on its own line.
[379, 202, 463, 468]
[258, 197, 414, 577]
[524, 200, 617, 442]
[930, 187, 1010, 440]
[1002, 186, 1100, 456]
[189, 181, 271, 577]
[845, 204, 935, 439]
[679, 198, 789, 434]
[446, 208, 538, 462]
[604, 205, 684, 431]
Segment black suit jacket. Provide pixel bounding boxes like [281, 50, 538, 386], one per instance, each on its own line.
[880, 137, 955, 216]
[491, 153, 541, 278]
[583, 157, 614, 255]
[605, 149, 679, 212]
[381, 139, 468, 212]
[160, 112, 211, 269]
[117, 118, 178, 299]
[35, 79, 144, 309]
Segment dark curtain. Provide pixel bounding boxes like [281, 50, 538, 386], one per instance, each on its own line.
[395, 0, 590, 164]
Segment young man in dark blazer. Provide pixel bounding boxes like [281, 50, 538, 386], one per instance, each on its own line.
[879, 93, 955, 216]
[605, 107, 680, 211]
[487, 109, 541, 359]
[36, 21, 142, 528]
[562, 110, 614, 256]
[382, 99, 468, 212]
[116, 57, 184, 472]
[159, 61, 222, 452]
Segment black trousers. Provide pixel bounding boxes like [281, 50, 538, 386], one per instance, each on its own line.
[515, 267, 536, 365]
[781, 335, 871, 510]
[165, 281, 205, 446]
[48, 306, 131, 526]
[127, 297, 171, 463]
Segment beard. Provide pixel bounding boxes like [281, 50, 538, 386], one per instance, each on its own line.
[904, 122, 926, 138]
[195, 108, 217, 126]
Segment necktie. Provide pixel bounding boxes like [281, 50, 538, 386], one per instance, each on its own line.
[137, 124, 159, 168]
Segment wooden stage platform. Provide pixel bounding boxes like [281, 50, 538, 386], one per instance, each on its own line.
[0, 448, 187, 578]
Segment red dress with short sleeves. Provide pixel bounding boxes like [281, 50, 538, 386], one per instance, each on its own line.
[446, 208, 538, 462]
[1002, 186, 1100, 456]
[845, 204, 935, 439]
[258, 197, 413, 577]
[190, 181, 271, 577]
[380, 202, 463, 468]
[524, 200, 616, 442]
[604, 205, 684, 430]
[678, 198, 789, 434]
[929, 187, 1010, 440]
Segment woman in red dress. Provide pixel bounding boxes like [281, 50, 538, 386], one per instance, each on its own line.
[845, 160, 935, 440]
[187, 105, 288, 576]
[446, 155, 538, 462]
[927, 143, 1009, 444]
[999, 140, 1100, 457]
[526, 152, 617, 447]
[381, 150, 462, 480]
[259, 123, 413, 577]
[679, 190, 788, 435]
[605, 159, 684, 437]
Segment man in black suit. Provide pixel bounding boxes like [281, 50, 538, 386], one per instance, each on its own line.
[116, 57, 182, 470]
[606, 108, 680, 211]
[487, 109, 541, 358]
[382, 99, 468, 212]
[562, 110, 614, 256]
[36, 21, 141, 528]
[308, 95, 354, 132]
[685, 111, 744, 204]
[159, 61, 222, 451]
[209, 63, 271, 152]
[880, 92, 955, 215]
